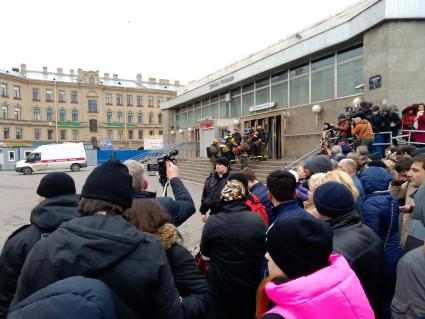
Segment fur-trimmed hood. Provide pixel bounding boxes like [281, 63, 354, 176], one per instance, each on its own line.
[154, 223, 183, 250]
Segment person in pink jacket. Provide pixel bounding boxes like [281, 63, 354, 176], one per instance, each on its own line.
[256, 217, 374, 319]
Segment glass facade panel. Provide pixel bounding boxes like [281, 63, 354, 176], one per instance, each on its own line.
[271, 82, 288, 108]
[175, 114, 180, 129]
[180, 113, 187, 128]
[201, 105, 210, 118]
[230, 96, 241, 118]
[312, 67, 335, 102]
[255, 88, 269, 105]
[271, 71, 288, 84]
[337, 45, 363, 63]
[210, 102, 219, 119]
[219, 100, 229, 119]
[312, 55, 334, 71]
[187, 110, 194, 126]
[337, 58, 363, 97]
[290, 75, 309, 106]
[290, 64, 309, 77]
[256, 77, 269, 89]
[194, 108, 201, 123]
[242, 93, 254, 115]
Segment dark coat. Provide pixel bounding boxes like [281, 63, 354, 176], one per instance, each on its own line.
[201, 200, 267, 319]
[155, 223, 210, 319]
[200, 172, 230, 215]
[327, 211, 383, 316]
[381, 112, 402, 136]
[0, 194, 79, 318]
[250, 182, 274, 224]
[133, 177, 195, 226]
[360, 167, 402, 278]
[12, 214, 183, 319]
[273, 199, 313, 221]
[9, 276, 138, 319]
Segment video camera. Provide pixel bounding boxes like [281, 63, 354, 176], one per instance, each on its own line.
[157, 150, 178, 187]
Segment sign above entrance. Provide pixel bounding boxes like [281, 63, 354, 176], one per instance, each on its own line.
[209, 75, 235, 90]
[200, 121, 214, 129]
[249, 102, 276, 112]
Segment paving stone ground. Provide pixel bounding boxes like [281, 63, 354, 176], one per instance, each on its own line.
[0, 167, 204, 251]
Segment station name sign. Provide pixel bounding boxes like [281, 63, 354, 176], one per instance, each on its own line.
[249, 102, 276, 112]
[209, 75, 235, 90]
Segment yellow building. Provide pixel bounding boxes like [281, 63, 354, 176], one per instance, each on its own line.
[0, 64, 180, 149]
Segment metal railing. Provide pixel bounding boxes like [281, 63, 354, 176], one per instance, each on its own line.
[127, 142, 200, 163]
[283, 146, 321, 170]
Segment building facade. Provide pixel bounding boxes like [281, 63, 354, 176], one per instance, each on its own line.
[161, 0, 425, 159]
[0, 65, 181, 149]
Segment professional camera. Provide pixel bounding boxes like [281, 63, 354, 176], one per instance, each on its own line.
[157, 150, 179, 187]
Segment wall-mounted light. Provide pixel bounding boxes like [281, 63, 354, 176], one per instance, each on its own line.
[178, 129, 183, 133]
[312, 104, 322, 126]
[170, 130, 175, 135]
[188, 127, 193, 132]
[233, 119, 240, 126]
[353, 97, 362, 107]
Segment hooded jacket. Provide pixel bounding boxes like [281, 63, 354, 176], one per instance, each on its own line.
[9, 276, 138, 319]
[262, 255, 374, 319]
[201, 199, 267, 319]
[132, 177, 196, 226]
[12, 214, 182, 319]
[304, 155, 333, 175]
[250, 182, 274, 224]
[327, 211, 383, 316]
[154, 223, 210, 319]
[360, 167, 402, 278]
[0, 194, 79, 318]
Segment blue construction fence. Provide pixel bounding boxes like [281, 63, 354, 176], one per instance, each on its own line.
[97, 150, 149, 165]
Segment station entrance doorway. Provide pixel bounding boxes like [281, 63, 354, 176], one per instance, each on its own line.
[243, 115, 281, 159]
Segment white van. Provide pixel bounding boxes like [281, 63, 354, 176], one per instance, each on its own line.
[15, 143, 87, 175]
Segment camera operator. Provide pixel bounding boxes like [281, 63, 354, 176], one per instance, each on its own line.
[124, 160, 195, 226]
[335, 113, 352, 143]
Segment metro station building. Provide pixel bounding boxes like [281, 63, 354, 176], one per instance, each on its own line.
[161, 0, 425, 159]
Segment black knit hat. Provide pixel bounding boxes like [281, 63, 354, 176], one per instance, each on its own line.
[266, 217, 333, 279]
[216, 157, 229, 167]
[229, 173, 249, 190]
[81, 159, 133, 209]
[313, 181, 355, 218]
[37, 172, 76, 198]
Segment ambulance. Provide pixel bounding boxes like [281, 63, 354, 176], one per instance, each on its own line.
[15, 143, 87, 175]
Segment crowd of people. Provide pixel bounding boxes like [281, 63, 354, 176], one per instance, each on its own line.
[1, 104, 425, 318]
[208, 126, 268, 172]
[321, 102, 425, 155]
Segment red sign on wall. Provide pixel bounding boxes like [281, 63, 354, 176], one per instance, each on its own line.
[200, 121, 214, 129]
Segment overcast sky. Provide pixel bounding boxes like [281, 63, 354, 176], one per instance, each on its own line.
[2, 0, 359, 85]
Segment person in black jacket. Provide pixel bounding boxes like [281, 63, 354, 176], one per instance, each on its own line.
[124, 160, 195, 226]
[9, 276, 138, 319]
[200, 157, 230, 223]
[0, 172, 79, 318]
[313, 181, 384, 317]
[11, 159, 182, 319]
[126, 198, 210, 319]
[201, 177, 267, 319]
[381, 105, 402, 146]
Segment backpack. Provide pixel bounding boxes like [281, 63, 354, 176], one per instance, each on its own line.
[246, 193, 269, 225]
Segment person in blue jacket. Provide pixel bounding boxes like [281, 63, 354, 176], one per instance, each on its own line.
[360, 166, 402, 317]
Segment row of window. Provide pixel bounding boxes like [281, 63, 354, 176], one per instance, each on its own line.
[175, 44, 364, 128]
[1, 83, 169, 107]
[1, 84, 22, 99]
[2, 127, 162, 141]
[106, 111, 162, 124]
[1, 105, 163, 124]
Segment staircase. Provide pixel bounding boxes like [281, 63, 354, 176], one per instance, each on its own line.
[177, 157, 293, 185]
